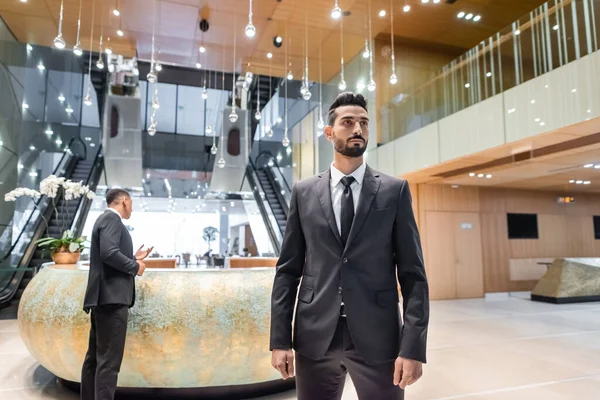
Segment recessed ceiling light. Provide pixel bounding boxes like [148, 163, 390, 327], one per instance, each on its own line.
[477, 173, 484, 178]
[587, 109, 592, 113]
[569, 180, 575, 183]
[584, 164, 594, 168]
[576, 180, 583, 184]
[465, 13, 474, 20]
[422, 0, 430, 3]
[515, 29, 521, 35]
[267, 52, 273, 59]
[486, 72, 492, 77]
[531, 99, 535, 104]
[486, 174, 492, 178]
[403, 5, 411, 12]
[594, 165, 600, 169]
[473, 15, 481, 22]
[378, 10, 386, 17]
[469, 173, 475, 177]
[584, 181, 591, 185]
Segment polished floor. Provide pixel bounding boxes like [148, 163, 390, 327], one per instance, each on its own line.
[1, 293, 599, 399]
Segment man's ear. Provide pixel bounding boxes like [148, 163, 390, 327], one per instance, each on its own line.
[324, 125, 333, 141]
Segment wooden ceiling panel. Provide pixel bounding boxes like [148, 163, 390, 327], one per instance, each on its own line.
[0, 0, 549, 79]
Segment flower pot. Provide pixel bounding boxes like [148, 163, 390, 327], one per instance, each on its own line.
[51, 248, 81, 265]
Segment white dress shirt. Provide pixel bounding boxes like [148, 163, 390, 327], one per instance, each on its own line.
[107, 207, 122, 220]
[330, 162, 366, 235]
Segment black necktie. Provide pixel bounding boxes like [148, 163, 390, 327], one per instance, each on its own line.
[340, 176, 356, 246]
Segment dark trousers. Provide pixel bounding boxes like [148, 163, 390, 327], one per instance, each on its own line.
[81, 305, 129, 400]
[296, 318, 403, 400]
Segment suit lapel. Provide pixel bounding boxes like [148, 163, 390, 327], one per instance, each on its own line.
[316, 169, 343, 249]
[344, 166, 381, 253]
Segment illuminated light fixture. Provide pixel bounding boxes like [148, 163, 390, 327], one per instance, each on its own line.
[576, 180, 583, 184]
[584, 164, 594, 168]
[27, 44, 32, 51]
[379, 10, 386, 17]
[37, 62, 45, 71]
[457, 12, 465, 19]
[66, 106, 74, 114]
[58, 94, 66, 102]
[105, 47, 112, 55]
[433, 0, 441, 3]
[245, 0, 256, 37]
[569, 180, 575, 183]
[595, 165, 600, 169]
[473, 15, 481, 22]
[84, 93, 92, 106]
[117, 29, 124, 37]
[477, 173, 484, 178]
[553, 24, 559, 31]
[20, 0, 28, 2]
[469, 173, 475, 177]
[507, 108, 516, 114]
[23, 102, 29, 109]
[29, 171, 38, 177]
[535, 118, 541, 122]
[540, 122, 546, 126]
[267, 52, 273, 59]
[287, 70, 293, 80]
[486, 174, 492, 179]
[531, 99, 536, 104]
[362, 40, 370, 59]
[584, 181, 591, 185]
[53, 0, 66, 49]
[45, 128, 53, 135]
[275, 36, 283, 44]
[196, 62, 202, 69]
[277, 117, 283, 124]
[113, 9, 120, 17]
[572, 88, 577, 93]
[356, 81, 366, 91]
[331, 0, 342, 19]
[155, 63, 162, 72]
[403, 4, 411, 12]
[29, 145, 36, 151]
[18, 163, 23, 170]
[55, 139, 63, 145]
[587, 109, 592, 113]
[486, 72, 492, 77]
[422, 0, 430, 3]
[465, 83, 471, 88]
[199, 46, 206, 53]
[465, 13, 473, 20]
[515, 29, 521, 35]
[73, 0, 83, 56]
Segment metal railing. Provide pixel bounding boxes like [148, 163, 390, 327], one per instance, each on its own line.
[380, 0, 599, 144]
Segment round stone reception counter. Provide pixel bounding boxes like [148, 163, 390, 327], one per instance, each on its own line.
[18, 263, 288, 393]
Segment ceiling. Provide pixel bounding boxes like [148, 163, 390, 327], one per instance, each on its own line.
[404, 117, 600, 193]
[1, 0, 549, 81]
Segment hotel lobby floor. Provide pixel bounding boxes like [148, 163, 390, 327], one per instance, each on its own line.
[1, 294, 599, 400]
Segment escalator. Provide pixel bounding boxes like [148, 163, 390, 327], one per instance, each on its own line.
[0, 146, 104, 310]
[246, 152, 293, 255]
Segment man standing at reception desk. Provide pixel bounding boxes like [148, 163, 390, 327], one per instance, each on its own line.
[81, 189, 152, 400]
[270, 92, 430, 399]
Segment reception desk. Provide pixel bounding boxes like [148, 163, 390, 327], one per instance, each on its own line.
[18, 263, 291, 395]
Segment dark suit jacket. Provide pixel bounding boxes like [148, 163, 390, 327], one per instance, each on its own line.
[270, 166, 429, 365]
[83, 210, 139, 312]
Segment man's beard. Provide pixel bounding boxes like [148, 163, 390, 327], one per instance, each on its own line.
[333, 135, 368, 158]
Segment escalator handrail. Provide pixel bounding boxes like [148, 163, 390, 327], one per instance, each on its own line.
[247, 160, 281, 256]
[263, 166, 290, 221]
[254, 150, 292, 193]
[70, 145, 104, 238]
[0, 137, 76, 264]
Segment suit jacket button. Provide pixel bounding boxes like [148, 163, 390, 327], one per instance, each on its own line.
[342, 258, 348, 264]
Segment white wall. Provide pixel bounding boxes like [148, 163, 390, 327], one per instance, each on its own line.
[370, 50, 600, 177]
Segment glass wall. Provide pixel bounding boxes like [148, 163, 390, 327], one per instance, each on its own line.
[380, 0, 600, 143]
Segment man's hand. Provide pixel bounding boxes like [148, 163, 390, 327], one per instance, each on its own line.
[135, 245, 154, 261]
[136, 260, 146, 276]
[393, 357, 423, 389]
[271, 349, 295, 380]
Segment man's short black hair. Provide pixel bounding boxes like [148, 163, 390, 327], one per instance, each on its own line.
[105, 189, 130, 206]
[327, 92, 368, 126]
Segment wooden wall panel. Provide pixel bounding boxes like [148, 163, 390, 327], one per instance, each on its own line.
[480, 213, 511, 293]
[416, 184, 600, 297]
[424, 212, 456, 300]
[420, 185, 479, 213]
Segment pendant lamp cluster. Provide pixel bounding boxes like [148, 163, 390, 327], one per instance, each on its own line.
[147, 0, 159, 136]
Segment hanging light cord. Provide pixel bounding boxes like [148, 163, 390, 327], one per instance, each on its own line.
[58, 0, 64, 37]
[87, 0, 95, 78]
[368, 0, 374, 81]
[391, 0, 396, 74]
[76, 0, 82, 45]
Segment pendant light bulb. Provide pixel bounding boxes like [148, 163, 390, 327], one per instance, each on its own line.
[147, 70, 157, 83]
[105, 47, 113, 55]
[73, 44, 83, 56]
[152, 97, 160, 110]
[148, 122, 157, 136]
[367, 79, 376, 92]
[287, 71, 294, 80]
[265, 125, 273, 137]
[155, 63, 162, 72]
[201, 87, 208, 100]
[211, 145, 218, 155]
[229, 110, 238, 123]
[302, 88, 312, 100]
[362, 41, 370, 59]
[84, 93, 92, 106]
[217, 158, 226, 168]
[96, 57, 105, 70]
[390, 73, 398, 85]
[205, 125, 213, 135]
[245, 22, 256, 38]
[282, 135, 290, 147]
[338, 78, 347, 91]
[54, 35, 66, 49]
[117, 29, 124, 37]
[255, 110, 262, 120]
[113, 9, 120, 16]
[317, 117, 325, 130]
[331, 6, 342, 19]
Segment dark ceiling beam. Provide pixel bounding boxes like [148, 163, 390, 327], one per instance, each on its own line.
[138, 61, 237, 91]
